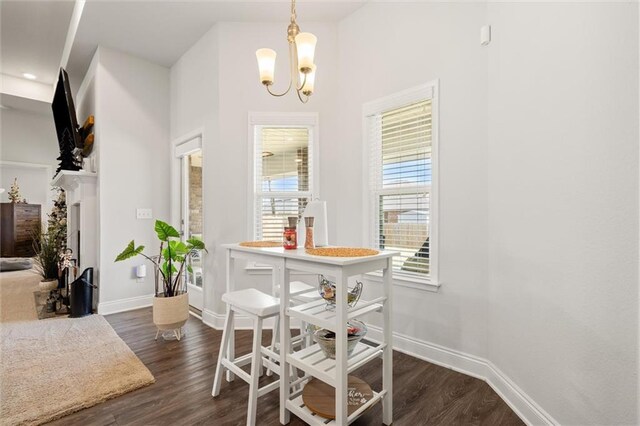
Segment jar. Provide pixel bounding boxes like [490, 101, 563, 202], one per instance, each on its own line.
[304, 217, 315, 249]
[283, 227, 297, 249]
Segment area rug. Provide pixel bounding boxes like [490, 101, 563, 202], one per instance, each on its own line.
[0, 270, 155, 425]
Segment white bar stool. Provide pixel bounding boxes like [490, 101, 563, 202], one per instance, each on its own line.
[212, 288, 284, 426]
[268, 281, 318, 369]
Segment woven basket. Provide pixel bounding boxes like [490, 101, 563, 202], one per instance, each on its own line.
[153, 293, 189, 331]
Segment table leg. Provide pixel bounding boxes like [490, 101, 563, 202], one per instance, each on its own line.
[226, 249, 235, 382]
[382, 257, 393, 425]
[335, 270, 348, 425]
[279, 261, 291, 425]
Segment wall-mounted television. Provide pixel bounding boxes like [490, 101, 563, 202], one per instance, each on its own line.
[52, 68, 82, 173]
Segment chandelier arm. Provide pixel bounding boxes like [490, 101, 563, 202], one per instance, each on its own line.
[264, 42, 296, 97]
[296, 88, 310, 104]
[266, 85, 292, 97]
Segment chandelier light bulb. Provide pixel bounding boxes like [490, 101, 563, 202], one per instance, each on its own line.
[295, 32, 317, 73]
[300, 64, 316, 96]
[256, 48, 277, 85]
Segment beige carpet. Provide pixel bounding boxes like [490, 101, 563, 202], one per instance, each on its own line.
[0, 269, 155, 425]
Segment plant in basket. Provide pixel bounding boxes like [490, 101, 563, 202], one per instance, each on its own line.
[115, 220, 207, 340]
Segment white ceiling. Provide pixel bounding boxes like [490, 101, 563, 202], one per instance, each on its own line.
[1, 0, 365, 110]
[1, 0, 75, 85]
[66, 0, 365, 90]
[0, 94, 51, 115]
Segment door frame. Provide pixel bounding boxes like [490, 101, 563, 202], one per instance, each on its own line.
[172, 130, 204, 313]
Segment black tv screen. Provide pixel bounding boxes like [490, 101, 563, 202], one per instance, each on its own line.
[52, 68, 82, 172]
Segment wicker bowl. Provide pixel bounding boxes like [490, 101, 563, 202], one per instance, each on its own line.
[313, 320, 367, 359]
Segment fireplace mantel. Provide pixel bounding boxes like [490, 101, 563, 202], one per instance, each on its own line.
[51, 170, 97, 191]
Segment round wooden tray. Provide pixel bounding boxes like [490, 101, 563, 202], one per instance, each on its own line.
[306, 247, 379, 257]
[239, 241, 281, 248]
[302, 376, 373, 419]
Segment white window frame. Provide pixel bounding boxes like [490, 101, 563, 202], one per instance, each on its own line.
[362, 81, 440, 290]
[246, 112, 320, 273]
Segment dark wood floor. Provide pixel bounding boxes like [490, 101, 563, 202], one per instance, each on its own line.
[50, 309, 524, 426]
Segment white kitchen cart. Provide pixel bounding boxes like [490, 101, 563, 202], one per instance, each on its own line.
[222, 244, 396, 425]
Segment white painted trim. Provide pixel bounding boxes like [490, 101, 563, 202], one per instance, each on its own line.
[171, 129, 206, 314]
[58, 0, 85, 73]
[98, 294, 154, 315]
[364, 325, 558, 426]
[361, 80, 440, 287]
[246, 111, 320, 243]
[363, 271, 440, 292]
[174, 136, 202, 157]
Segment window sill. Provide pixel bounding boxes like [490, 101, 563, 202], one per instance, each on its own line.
[363, 271, 440, 293]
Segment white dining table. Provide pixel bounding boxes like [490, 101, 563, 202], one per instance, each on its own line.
[222, 244, 396, 425]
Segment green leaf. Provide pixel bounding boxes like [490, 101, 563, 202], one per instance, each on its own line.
[163, 241, 188, 261]
[187, 238, 205, 251]
[115, 240, 145, 262]
[161, 261, 178, 277]
[155, 220, 180, 241]
[172, 241, 188, 256]
[187, 264, 193, 274]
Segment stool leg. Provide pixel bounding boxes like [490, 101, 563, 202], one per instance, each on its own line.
[212, 309, 234, 397]
[247, 317, 263, 426]
[266, 314, 280, 377]
[226, 309, 236, 382]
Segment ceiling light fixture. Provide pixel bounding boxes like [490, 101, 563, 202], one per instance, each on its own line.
[255, 0, 317, 103]
[22, 73, 37, 80]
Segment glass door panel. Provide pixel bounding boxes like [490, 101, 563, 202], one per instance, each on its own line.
[180, 149, 203, 311]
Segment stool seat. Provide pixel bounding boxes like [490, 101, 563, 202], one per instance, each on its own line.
[222, 288, 279, 317]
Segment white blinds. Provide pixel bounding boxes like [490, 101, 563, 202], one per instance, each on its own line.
[255, 126, 312, 241]
[368, 99, 432, 277]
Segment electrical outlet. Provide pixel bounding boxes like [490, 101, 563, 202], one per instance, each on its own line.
[136, 208, 152, 219]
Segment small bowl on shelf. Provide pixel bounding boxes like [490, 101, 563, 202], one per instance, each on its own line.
[313, 320, 367, 359]
[318, 275, 363, 309]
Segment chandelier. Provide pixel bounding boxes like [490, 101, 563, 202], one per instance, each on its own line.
[255, 0, 317, 103]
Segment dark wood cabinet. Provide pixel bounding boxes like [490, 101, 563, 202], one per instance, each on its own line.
[1, 203, 41, 257]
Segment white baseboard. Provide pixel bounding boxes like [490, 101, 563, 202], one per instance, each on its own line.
[199, 308, 555, 425]
[365, 325, 557, 426]
[98, 294, 154, 315]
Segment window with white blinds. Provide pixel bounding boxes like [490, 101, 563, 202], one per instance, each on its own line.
[253, 125, 314, 241]
[365, 83, 438, 283]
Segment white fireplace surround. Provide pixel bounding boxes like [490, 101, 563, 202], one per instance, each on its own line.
[51, 170, 99, 301]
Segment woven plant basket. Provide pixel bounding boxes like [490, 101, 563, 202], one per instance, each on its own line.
[153, 293, 189, 333]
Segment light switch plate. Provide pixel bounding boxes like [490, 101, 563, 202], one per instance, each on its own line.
[136, 208, 152, 219]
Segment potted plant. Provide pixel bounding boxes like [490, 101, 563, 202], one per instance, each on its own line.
[33, 228, 64, 291]
[33, 188, 68, 291]
[115, 220, 206, 341]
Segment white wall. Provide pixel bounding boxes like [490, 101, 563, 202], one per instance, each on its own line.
[0, 107, 58, 170]
[0, 107, 58, 215]
[486, 3, 639, 425]
[94, 47, 171, 307]
[337, 2, 490, 359]
[171, 21, 339, 315]
[170, 25, 219, 313]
